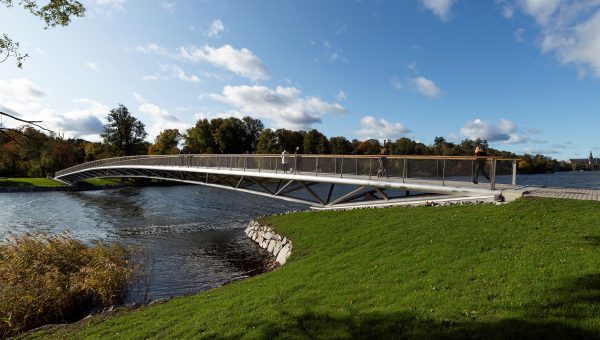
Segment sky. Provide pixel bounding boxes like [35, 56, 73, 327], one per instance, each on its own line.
[1, 0, 599, 160]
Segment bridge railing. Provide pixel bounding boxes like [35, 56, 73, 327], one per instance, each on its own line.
[56, 154, 519, 189]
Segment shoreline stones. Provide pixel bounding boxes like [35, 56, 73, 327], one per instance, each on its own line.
[244, 220, 292, 265]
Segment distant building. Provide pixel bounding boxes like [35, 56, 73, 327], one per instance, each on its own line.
[568, 150, 599, 165]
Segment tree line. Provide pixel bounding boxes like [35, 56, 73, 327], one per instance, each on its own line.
[0, 104, 572, 177]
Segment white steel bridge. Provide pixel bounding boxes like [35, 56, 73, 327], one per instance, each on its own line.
[54, 154, 519, 208]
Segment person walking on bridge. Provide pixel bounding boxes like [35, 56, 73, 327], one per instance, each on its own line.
[472, 146, 490, 184]
[281, 150, 290, 173]
[294, 146, 302, 174]
[377, 148, 389, 178]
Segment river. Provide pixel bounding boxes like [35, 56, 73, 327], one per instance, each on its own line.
[0, 185, 306, 302]
[0, 171, 598, 302]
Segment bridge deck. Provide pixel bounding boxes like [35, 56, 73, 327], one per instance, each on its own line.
[54, 154, 520, 207]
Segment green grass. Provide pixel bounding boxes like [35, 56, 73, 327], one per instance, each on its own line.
[32, 198, 600, 339]
[0, 178, 123, 188]
[0, 178, 65, 187]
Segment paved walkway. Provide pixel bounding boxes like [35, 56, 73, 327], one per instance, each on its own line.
[524, 187, 600, 201]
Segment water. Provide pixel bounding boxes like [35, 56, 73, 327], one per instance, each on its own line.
[0, 185, 306, 302]
[0, 171, 597, 301]
[502, 170, 600, 189]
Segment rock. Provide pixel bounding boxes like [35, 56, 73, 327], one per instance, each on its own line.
[256, 235, 263, 244]
[282, 237, 287, 245]
[267, 239, 276, 252]
[264, 231, 273, 240]
[276, 244, 291, 265]
[261, 239, 269, 248]
[272, 241, 282, 256]
[272, 234, 282, 241]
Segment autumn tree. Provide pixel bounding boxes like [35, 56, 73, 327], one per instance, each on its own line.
[101, 104, 147, 156]
[149, 129, 181, 155]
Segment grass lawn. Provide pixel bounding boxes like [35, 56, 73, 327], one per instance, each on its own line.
[0, 178, 65, 187]
[0, 178, 123, 188]
[32, 198, 600, 339]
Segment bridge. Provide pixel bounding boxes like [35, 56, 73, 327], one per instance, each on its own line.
[54, 154, 520, 208]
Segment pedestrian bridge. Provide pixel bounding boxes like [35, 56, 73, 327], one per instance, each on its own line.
[54, 154, 519, 208]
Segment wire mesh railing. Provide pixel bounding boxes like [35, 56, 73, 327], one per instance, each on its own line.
[55, 154, 519, 190]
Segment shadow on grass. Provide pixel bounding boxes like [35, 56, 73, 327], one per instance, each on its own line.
[250, 311, 599, 340]
[0, 180, 33, 187]
[247, 274, 600, 339]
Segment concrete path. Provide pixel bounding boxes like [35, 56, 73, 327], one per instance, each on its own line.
[524, 187, 600, 201]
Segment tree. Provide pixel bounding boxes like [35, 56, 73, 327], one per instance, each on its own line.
[275, 129, 304, 152]
[256, 128, 278, 154]
[148, 129, 181, 155]
[241, 116, 263, 152]
[329, 136, 353, 154]
[183, 118, 215, 154]
[303, 129, 330, 154]
[214, 118, 246, 154]
[355, 139, 381, 155]
[101, 104, 147, 156]
[1, 0, 85, 68]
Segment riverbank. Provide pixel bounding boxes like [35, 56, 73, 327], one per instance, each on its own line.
[29, 197, 600, 338]
[0, 178, 125, 192]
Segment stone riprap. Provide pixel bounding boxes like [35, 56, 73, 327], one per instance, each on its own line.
[244, 220, 292, 265]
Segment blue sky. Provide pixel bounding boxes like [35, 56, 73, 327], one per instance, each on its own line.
[1, 0, 599, 160]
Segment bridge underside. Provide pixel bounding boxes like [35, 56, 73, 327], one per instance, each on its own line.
[55, 166, 501, 208]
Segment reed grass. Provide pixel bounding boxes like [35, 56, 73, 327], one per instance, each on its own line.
[0, 233, 135, 338]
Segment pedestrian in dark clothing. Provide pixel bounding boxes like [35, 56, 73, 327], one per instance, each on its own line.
[377, 149, 389, 178]
[472, 146, 490, 184]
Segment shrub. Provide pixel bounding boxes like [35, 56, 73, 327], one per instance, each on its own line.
[0, 233, 135, 337]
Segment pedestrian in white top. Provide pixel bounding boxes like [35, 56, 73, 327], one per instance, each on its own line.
[281, 150, 289, 173]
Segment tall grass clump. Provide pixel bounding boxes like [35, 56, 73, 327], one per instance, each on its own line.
[0, 233, 136, 337]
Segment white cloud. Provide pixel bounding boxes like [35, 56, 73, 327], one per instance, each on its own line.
[356, 116, 409, 140]
[132, 93, 192, 140]
[419, 0, 455, 21]
[159, 64, 200, 83]
[323, 40, 347, 63]
[389, 77, 403, 91]
[178, 44, 269, 81]
[135, 43, 269, 81]
[135, 43, 174, 58]
[0, 79, 107, 140]
[94, 0, 125, 11]
[84, 61, 100, 72]
[336, 90, 347, 101]
[514, 28, 525, 42]
[513, 0, 600, 78]
[142, 74, 162, 81]
[459, 118, 529, 144]
[411, 76, 442, 97]
[159, 1, 175, 12]
[206, 19, 225, 38]
[208, 85, 346, 130]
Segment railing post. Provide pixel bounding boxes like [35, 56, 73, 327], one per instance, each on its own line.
[369, 158, 372, 180]
[355, 158, 358, 175]
[490, 158, 497, 190]
[217, 156, 220, 170]
[403, 157, 407, 183]
[340, 156, 344, 178]
[442, 159, 446, 186]
[334, 157, 337, 174]
[315, 156, 319, 176]
[275, 156, 278, 174]
[244, 156, 247, 171]
[512, 160, 517, 186]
